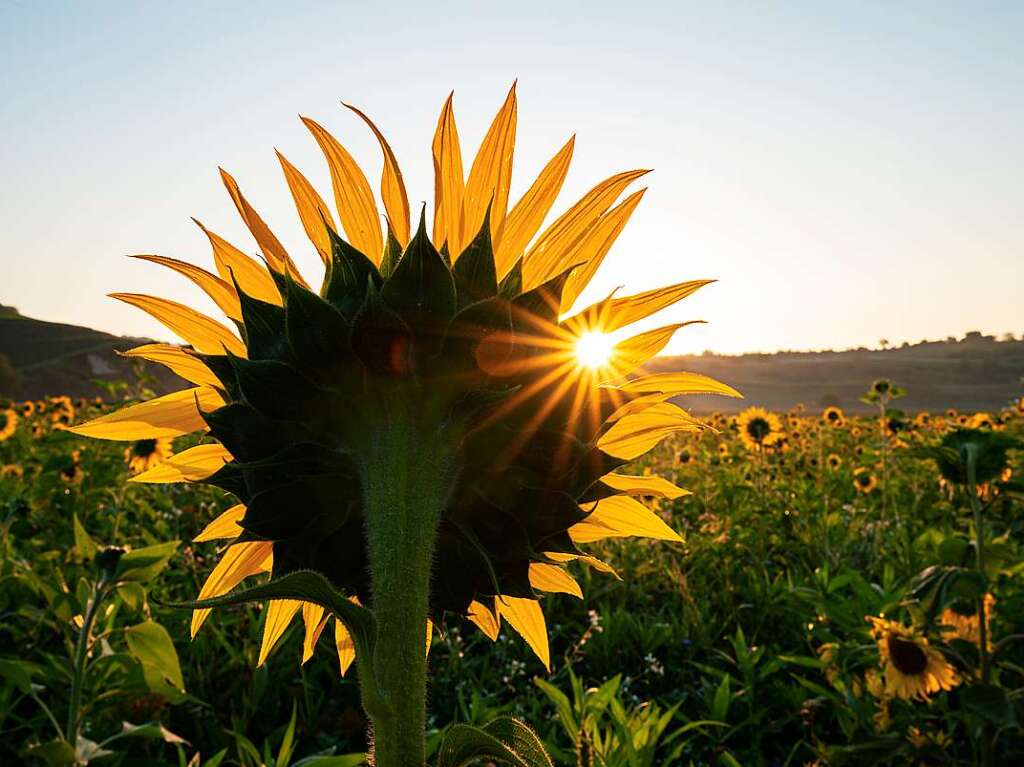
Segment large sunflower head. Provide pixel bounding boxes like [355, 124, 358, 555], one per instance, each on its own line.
[735, 406, 782, 451]
[866, 617, 958, 701]
[0, 408, 17, 442]
[72, 87, 738, 670]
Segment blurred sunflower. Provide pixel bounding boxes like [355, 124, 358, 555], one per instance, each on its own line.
[867, 617, 958, 701]
[940, 593, 995, 651]
[826, 453, 842, 470]
[0, 408, 17, 442]
[969, 412, 994, 430]
[71, 85, 738, 694]
[51, 409, 75, 431]
[676, 450, 693, 466]
[17, 401, 35, 417]
[914, 412, 932, 429]
[125, 438, 174, 474]
[59, 463, 84, 485]
[853, 467, 877, 493]
[1016, 396, 1024, 415]
[1, 464, 24, 479]
[736, 407, 782, 451]
[822, 406, 845, 427]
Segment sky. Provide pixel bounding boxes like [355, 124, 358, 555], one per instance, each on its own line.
[1, 1, 1021, 356]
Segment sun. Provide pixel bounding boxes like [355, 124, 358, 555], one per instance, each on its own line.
[575, 331, 615, 370]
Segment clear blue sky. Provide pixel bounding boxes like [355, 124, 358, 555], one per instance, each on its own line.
[2, 1, 1021, 355]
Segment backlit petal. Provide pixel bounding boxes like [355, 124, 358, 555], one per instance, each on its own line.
[462, 83, 517, 249]
[600, 472, 690, 499]
[496, 596, 550, 670]
[345, 103, 411, 248]
[132, 255, 242, 321]
[110, 293, 246, 356]
[120, 344, 221, 389]
[431, 92, 465, 255]
[70, 387, 224, 441]
[276, 149, 336, 266]
[257, 599, 302, 666]
[528, 562, 583, 598]
[192, 219, 282, 305]
[129, 443, 232, 483]
[191, 541, 273, 636]
[193, 504, 246, 542]
[597, 402, 704, 460]
[571, 496, 683, 543]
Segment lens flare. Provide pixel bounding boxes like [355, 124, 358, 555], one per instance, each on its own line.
[575, 331, 615, 370]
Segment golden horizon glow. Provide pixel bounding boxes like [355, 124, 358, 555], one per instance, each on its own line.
[575, 331, 615, 370]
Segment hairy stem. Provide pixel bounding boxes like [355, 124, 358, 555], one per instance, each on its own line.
[363, 395, 453, 767]
[67, 580, 107, 747]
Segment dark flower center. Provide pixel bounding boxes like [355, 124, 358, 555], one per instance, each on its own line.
[746, 418, 770, 442]
[887, 635, 928, 675]
[133, 439, 158, 457]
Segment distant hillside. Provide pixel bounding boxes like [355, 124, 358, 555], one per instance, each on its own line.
[0, 305, 186, 399]
[657, 334, 1024, 414]
[2, 304, 1021, 413]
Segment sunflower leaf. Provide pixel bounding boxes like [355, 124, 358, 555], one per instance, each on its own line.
[437, 717, 553, 767]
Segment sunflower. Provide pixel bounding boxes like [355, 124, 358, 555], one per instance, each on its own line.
[70, 86, 738, 757]
[59, 463, 84, 485]
[1, 464, 24, 479]
[51, 409, 75, 430]
[17, 401, 35, 417]
[676, 450, 693, 466]
[125, 438, 174, 474]
[717, 442, 730, 458]
[969, 412, 994, 430]
[867, 617, 958, 701]
[853, 467, 877, 493]
[913, 412, 932, 429]
[822, 406, 845, 427]
[940, 593, 995, 651]
[826, 453, 842, 470]
[736, 407, 782, 451]
[0, 409, 17, 442]
[1016, 396, 1024, 415]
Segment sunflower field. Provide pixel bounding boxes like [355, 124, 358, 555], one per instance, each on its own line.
[2, 387, 1023, 766]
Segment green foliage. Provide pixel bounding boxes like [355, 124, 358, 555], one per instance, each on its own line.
[2, 393, 1024, 765]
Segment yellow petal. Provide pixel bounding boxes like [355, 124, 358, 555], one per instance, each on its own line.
[193, 504, 246, 542]
[496, 596, 550, 670]
[276, 149, 336, 266]
[618, 372, 743, 400]
[461, 83, 517, 250]
[119, 344, 221, 389]
[132, 255, 241, 322]
[192, 219, 282, 305]
[608, 324, 683, 376]
[597, 402, 704, 460]
[431, 92, 465, 255]
[571, 496, 683, 543]
[558, 189, 646, 313]
[601, 472, 690, 500]
[426, 619, 434, 656]
[334, 618, 356, 677]
[129, 443, 232, 483]
[301, 116, 383, 263]
[543, 552, 621, 580]
[567, 280, 713, 335]
[257, 599, 302, 666]
[345, 103, 411, 248]
[467, 599, 500, 641]
[111, 293, 246, 357]
[494, 136, 574, 278]
[191, 541, 274, 636]
[70, 387, 224, 441]
[522, 169, 649, 291]
[528, 563, 583, 598]
[301, 603, 328, 664]
[219, 168, 307, 283]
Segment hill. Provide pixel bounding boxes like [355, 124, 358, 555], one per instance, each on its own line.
[2, 304, 1021, 413]
[0, 304, 186, 399]
[656, 334, 1024, 414]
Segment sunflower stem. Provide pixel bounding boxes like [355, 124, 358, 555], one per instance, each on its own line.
[965, 444, 994, 767]
[362, 396, 453, 767]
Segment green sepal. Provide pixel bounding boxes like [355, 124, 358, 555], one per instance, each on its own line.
[436, 716, 553, 767]
[227, 355, 321, 421]
[281, 271, 352, 366]
[351, 277, 412, 376]
[513, 263, 581, 326]
[381, 212, 456, 321]
[452, 208, 498, 309]
[159, 569, 388, 717]
[234, 280, 290, 361]
[323, 226, 383, 316]
[498, 257, 522, 297]
[380, 224, 403, 279]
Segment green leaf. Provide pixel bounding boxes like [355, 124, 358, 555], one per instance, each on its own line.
[160, 569, 381, 714]
[0, 658, 41, 693]
[533, 678, 577, 738]
[962, 683, 1018, 728]
[118, 721, 189, 744]
[115, 541, 179, 583]
[437, 717, 553, 767]
[291, 755, 366, 767]
[22, 739, 76, 767]
[124, 620, 185, 693]
[276, 703, 298, 767]
[116, 582, 147, 612]
[711, 673, 731, 721]
[73, 514, 99, 560]
[938, 537, 971, 567]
